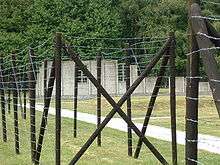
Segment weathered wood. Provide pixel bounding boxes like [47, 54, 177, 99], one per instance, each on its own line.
[55, 32, 62, 165]
[44, 60, 48, 104]
[185, 1, 200, 165]
[11, 52, 20, 154]
[206, 21, 220, 47]
[8, 88, 11, 114]
[73, 55, 78, 138]
[125, 44, 132, 156]
[191, 3, 220, 117]
[28, 48, 37, 163]
[134, 50, 170, 159]
[169, 36, 177, 165]
[96, 52, 102, 146]
[65, 36, 172, 165]
[23, 87, 27, 120]
[0, 57, 7, 142]
[35, 60, 56, 164]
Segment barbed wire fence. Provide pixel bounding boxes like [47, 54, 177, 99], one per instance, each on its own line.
[0, 36, 58, 164]
[186, 0, 220, 165]
[0, 30, 180, 165]
[0, 1, 219, 165]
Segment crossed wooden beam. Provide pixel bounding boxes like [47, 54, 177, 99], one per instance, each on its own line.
[32, 33, 175, 164]
[64, 33, 175, 165]
[134, 41, 177, 161]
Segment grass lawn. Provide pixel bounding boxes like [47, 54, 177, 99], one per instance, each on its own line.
[44, 95, 220, 137]
[0, 109, 220, 165]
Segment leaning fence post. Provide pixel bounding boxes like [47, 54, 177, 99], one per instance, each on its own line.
[134, 43, 171, 159]
[169, 32, 177, 165]
[28, 48, 37, 163]
[96, 52, 102, 146]
[0, 55, 7, 142]
[11, 51, 20, 154]
[125, 43, 132, 156]
[55, 32, 62, 165]
[35, 59, 56, 164]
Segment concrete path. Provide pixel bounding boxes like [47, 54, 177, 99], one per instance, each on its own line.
[35, 104, 220, 155]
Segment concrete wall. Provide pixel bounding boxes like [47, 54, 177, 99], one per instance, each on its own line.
[199, 82, 211, 94]
[36, 60, 213, 98]
[172, 77, 185, 93]
[103, 60, 118, 95]
[145, 77, 157, 94]
[36, 60, 119, 98]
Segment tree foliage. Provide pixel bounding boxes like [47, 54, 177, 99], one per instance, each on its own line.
[0, 0, 219, 75]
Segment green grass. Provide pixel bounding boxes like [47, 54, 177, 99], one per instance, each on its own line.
[44, 95, 220, 136]
[0, 109, 220, 165]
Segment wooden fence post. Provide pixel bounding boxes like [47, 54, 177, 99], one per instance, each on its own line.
[11, 51, 20, 154]
[8, 84, 11, 114]
[55, 32, 62, 165]
[186, 1, 200, 164]
[28, 48, 37, 163]
[23, 82, 27, 120]
[73, 55, 78, 138]
[96, 52, 102, 146]
[125, 44, 132, 156]
[44, 60, 48, 105]
[0, 56, 7, 142]
[169, 33, 177, 165]
[191, 4, 220, 117]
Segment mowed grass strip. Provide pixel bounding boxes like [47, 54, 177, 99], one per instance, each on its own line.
[44, 95, 220, 136]
[0, 108, 219, 165]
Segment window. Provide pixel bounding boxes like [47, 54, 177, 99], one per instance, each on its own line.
[118, 63, 126, 82]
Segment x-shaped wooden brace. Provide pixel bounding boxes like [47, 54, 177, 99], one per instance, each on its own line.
[64, 36, 173, 165]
